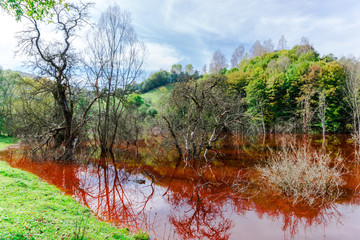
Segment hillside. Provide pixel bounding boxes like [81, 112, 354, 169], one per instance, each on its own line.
[142, 83, 174, 107]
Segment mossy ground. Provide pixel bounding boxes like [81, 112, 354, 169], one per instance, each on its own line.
[0, 137, 148, 240]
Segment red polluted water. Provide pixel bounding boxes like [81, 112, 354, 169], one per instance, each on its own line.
[1, 134, 360, 240]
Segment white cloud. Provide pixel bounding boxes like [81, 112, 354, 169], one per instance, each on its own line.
[1, 0, 360, 72]
[145, 0, 360, 52]
[0, 14, 24, 70]
[144, 42, 184, 71]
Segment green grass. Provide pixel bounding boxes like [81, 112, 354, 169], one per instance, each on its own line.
[0, 136, 18, 151]
[0, 137, 149, 240]
[142, 83, 174, 106]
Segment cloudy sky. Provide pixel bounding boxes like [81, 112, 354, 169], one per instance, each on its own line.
[1, 0, 360, 77]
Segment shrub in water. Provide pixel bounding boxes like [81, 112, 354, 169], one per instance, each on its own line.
[257, 145, 345, 206]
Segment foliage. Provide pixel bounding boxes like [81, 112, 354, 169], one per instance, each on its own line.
[114, 93, 156, 147]
[140, 70, 171, 93]
[0, 0, 65, 20]
[8, 77, 57, 137]
[226, 45, 348, 133]
[139, 64, 201, 93]
[0, 68, 22, 135]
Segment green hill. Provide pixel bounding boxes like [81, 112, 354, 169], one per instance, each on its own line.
[142, 83, 174, 106]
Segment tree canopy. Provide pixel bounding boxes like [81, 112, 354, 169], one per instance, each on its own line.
[227, 45, 347, 133]
[0, 0, 65, 20]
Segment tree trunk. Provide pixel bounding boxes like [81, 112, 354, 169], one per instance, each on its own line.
[56, 75, 75, 161]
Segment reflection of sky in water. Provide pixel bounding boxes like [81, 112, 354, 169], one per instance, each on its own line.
[2, 134, 360, 240]
[71, 163, 359, 240]
[227, 203, 360, 240]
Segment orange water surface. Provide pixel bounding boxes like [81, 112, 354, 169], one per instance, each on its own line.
[1, 134, 360, 240]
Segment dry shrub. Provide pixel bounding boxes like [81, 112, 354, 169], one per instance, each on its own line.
[257, 145, 345, 206]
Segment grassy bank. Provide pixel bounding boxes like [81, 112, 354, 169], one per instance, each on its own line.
[0, 136, 18, 151]
[0, 138, 148, 240]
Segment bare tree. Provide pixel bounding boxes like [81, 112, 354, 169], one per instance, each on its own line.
[202, 64, 207, 75]
[263, 38, 274, 53]
[17, 2, 97, 161]
[162, 74, 240, 163]
[251, 39, 275, 58]
[209, 50, 228, 73]
[318, 90, 327, 146]
[298, 88, 316, 133]
[296, 36, 313, 55]
[250, 40, 264, 57]
[230, 44, 244, 68]
[341, 57, 360, 134]
[277, 35, 288, 50]
[86, 4, 146, 154]
[300, 36, 310, 46]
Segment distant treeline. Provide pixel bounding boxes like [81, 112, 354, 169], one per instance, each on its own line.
[135, 64, 201, 93]
[135, 44, 357, 134]
[225, 44, 347, 133]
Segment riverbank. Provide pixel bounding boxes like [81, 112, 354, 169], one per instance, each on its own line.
[0, 138, 148, 240]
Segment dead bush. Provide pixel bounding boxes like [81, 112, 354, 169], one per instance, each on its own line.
[257, 146, 345, 206]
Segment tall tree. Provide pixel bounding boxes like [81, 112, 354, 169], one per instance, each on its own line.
[300, 36, 310, 46]
[209, 50, 228, 73]
[170, 64, 182, 74]
[163, 74, 239, 162]
[297, 36, 313, 55]
[17, 2, 96, 160]
[185, 64, 194, 74]
[341, 57, 360, 134]
[250, 40, 264, 57]
[251, 39, 275, 58]
[277, 35, 288, 50]
[263, 38, 274, 53]
[318, 90, 327, 138]
[246, 75, 268, 133]
[87, 4, 146, 154]
[230, 44, 245, 68]
[202, 64, 207, 75]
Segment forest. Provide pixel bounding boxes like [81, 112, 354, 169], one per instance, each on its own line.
[1, 33, 359, 160]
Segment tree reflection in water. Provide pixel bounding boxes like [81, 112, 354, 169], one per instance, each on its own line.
[167, 181, 237, 240]
[1, 133, 360, 240]
[74, 157, 156, 231]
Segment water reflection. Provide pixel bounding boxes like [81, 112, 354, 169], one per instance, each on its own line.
[1, 134, 360, 240]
